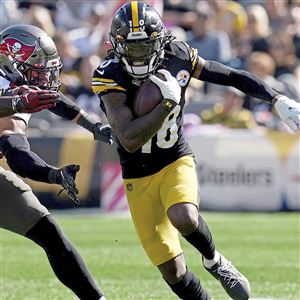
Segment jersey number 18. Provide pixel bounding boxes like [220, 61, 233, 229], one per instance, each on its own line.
[142, 105, 181, 153]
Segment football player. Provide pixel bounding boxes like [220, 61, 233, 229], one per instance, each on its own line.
[0, 24, 112, 203]
[92, 2, 300, 300]
[0, 25, 108, 300]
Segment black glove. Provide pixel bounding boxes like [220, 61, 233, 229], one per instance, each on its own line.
[49, 164, 80, 205]
[93, 123, 114, 145]
[77, 113, 114, 145]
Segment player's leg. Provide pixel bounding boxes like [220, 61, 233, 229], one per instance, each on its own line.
[26, 215, 105, 300]
[168, 203, 250, 300]
[0, 169, 105, 300]
[123, 164, 211, 299]
[158, 254, 210, 299]
[167, 203, 216, 260]
[164, 156, 250, 300]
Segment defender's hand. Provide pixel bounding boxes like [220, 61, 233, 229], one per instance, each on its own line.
[15, 89, 60, 113]
[4, 85, 30, 96]
[274, 96, 300, 132]
[4, 85, 38, 96]
[56, 164, 80, 205]
[93, 123, 114, 145]
[149, 69, 181, 105]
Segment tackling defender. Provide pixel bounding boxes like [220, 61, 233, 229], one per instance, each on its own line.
[92, 2, 300, 300]
[0, 87, 106, 300]
[0, 25, 110, 300]
[0, 24, 112, 201]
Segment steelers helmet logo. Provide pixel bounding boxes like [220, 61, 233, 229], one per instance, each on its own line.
[176, 70, 190, 87]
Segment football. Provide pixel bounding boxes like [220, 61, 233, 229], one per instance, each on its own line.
[133, 73, 165, 117]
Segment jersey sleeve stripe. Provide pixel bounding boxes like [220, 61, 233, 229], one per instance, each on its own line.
[192, 56, 205, 79]
[92, 85, 126, 93]
[92, 78, 115, 83]
[191, 48, 198, 71]
[92, 81, 119, 86]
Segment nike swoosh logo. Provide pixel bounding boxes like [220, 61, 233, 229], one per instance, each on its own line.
[97, 69, 104, 75]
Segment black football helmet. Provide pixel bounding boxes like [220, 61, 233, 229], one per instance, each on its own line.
[0, 24, 62, 90]
[109, 1, 172, 79]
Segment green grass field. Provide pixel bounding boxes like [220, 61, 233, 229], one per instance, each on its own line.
[0, 212, 299, 300]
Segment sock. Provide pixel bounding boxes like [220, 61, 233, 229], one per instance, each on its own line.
[183, 215, 215, 260]
[165, 268, 211, 300]
[26, 215, 104, 300]
[203, 251, 220, 269]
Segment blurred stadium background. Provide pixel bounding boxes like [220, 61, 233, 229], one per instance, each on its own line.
[0, 0, 299, 299]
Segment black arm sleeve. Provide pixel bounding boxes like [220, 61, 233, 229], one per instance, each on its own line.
[0, 95, 17, 117]
[0, 134, 56, 183]
[199, 60, 279, 103]
[48, 92, 81, 120]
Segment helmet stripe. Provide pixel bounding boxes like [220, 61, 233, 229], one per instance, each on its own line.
[131, 1, 139, 32]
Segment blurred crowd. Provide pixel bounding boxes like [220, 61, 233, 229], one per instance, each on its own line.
[1, 0, 300, 133]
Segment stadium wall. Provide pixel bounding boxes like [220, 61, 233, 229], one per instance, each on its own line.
[1, 130, 298, 211]
[100, 129, 300, 212]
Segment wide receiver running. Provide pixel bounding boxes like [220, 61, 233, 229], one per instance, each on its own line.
[92, 2, 300, 300]
[0, 24, 109, 300]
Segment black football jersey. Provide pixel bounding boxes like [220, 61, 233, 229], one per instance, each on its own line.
[92, 40, 199, 178]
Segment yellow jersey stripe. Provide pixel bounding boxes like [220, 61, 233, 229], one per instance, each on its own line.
[92, 85, 126, 93]
[191, 47, 198, 70]
[131, 1, 139, 32]
[92, 77, 115, 83]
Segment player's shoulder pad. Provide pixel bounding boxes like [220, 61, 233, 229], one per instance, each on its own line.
[165, 40, 196, 62]
[92, 53, 125, 95]
[93, 53, 119, 80]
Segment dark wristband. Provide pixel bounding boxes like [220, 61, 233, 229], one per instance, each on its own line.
[161, 99, 176, 111]
[14, 95, 24, 112]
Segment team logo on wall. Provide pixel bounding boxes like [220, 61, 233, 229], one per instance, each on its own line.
[176, 70, 190, 87]
[0, 38, 37, 62]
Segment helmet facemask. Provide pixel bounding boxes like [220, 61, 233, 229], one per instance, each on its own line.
[111, 30, 166, 79]
[24, 62, 62, 91]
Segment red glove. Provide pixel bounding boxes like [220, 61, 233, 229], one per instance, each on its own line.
[15, 89, 60, 113]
